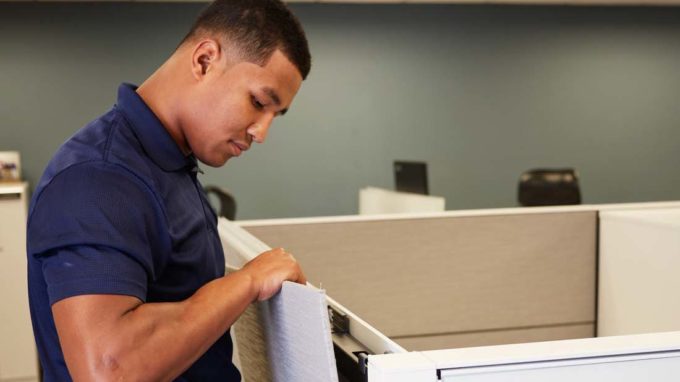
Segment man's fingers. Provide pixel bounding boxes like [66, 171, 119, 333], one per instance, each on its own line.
[275, 248, 306, 285]
[246, 247, 308, 299]
[281, 251, 306, 285]
[297, 271, 307, 285]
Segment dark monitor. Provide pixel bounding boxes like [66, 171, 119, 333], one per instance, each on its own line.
[394, 161, 429, 195]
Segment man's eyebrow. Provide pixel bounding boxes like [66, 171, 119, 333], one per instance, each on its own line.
[263, 87, 288, 116]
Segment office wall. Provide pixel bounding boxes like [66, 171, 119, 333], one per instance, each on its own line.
[1, 3, 680, 219]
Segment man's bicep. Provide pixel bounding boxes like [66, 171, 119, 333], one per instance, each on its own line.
[52, 294, 143, 379]
[52, 294, 143, 337]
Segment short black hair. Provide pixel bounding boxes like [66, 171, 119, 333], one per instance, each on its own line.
[182, 0, 311, 80]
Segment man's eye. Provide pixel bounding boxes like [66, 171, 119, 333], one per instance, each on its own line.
[251, 96, 264, 110]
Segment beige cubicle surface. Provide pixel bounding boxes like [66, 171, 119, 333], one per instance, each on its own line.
[241, 206, 603, 351]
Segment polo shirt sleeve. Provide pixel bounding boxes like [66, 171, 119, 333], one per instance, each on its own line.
[28, 161, 170, 305]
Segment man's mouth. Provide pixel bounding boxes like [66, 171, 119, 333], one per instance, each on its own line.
[229, 141, 249, 156]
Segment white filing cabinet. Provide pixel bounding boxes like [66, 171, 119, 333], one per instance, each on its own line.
[0, 183, 39, 382]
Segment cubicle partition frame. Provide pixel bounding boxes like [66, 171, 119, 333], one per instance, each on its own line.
[219, 220, 405, 356]
[230, 200, 680, 381]
[240, 200, 680, 227]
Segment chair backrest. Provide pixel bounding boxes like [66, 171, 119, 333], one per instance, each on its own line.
[204, 185, 237, 220]
[518, 168, 581, 206]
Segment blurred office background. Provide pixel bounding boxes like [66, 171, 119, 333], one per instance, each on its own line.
[1, 2, 680, 219]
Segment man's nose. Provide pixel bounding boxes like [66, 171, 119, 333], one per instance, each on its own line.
[248, 114, 274, 144]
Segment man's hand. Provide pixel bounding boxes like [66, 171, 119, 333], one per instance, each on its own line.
[240, 247, 307, 301]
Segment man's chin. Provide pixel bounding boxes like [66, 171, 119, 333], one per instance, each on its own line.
[198, 154, 231, 168]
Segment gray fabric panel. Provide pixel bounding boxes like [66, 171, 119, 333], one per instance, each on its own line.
[245, 212, 597, 341]
[233, 281, 339, 382]
[394, 324, 595, 351]
[265, 282, 339, 382]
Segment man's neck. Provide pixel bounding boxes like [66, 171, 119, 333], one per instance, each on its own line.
[136, 59, 192, 156]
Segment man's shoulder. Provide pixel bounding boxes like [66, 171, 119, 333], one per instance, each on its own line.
[36, 107, 155, 197]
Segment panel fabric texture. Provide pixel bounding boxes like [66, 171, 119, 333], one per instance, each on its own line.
[234, 282, 338, 382]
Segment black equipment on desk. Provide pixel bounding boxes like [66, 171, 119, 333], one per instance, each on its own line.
[394, 161, 429, 195]
[518, 168, 581, 207]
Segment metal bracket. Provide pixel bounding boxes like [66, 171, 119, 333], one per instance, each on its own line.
[355, 351, 369, 377]
[328, 305, 350, 335]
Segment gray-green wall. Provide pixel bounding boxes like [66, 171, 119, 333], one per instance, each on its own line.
[2, 3, 680, 219]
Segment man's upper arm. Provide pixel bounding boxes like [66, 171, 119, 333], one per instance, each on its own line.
[52, 294, 143, 379]
[27, 162, 169, 377]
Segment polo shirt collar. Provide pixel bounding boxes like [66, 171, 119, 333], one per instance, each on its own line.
[116, 83, 196, 172]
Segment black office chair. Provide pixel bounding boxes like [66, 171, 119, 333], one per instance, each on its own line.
[518, 168, 581, 207]
[204, 185, 237, 220]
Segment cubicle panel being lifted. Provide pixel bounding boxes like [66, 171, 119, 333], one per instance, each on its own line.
[219, 218, 404, 382]
[243, 210, 597, 350]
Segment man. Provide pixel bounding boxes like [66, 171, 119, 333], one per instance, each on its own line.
[26, 0, 310, 380]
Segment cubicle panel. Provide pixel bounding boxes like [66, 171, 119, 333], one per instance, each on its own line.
[598, 208, 680, 337]
[244, 211, 597, 349]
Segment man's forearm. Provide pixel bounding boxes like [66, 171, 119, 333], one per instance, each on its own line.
[123, 270, 256, 380]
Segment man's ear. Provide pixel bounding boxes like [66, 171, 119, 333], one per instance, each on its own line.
[191, 39, 221, 80]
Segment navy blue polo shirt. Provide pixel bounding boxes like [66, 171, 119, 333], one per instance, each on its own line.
[27, 83, 241, 381]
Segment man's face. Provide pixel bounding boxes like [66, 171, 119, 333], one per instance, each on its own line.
[181, 48, 303, 167]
